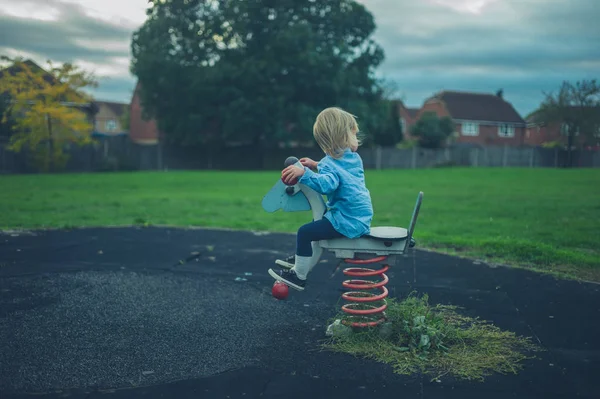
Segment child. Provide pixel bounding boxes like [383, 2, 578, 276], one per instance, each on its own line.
[268, 107, 373, 291]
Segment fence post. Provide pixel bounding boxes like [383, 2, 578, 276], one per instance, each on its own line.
[157, 141, 163, 171]
[375, 146, 382, 170]
[554, 148, 558, 167]
[473, 148, 479, 167]
[502, 145, 507, 167]
[529, 148, 534, 167]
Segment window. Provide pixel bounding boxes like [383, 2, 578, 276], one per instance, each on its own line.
[399, 117, 406, 134]
[498, 124, 515, 137]
[461, 122, 478, 136]
[105, 119, 117, 131]
[561, 123, 580, 136]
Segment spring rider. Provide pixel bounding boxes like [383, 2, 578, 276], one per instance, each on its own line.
[262, 156, 423, 329]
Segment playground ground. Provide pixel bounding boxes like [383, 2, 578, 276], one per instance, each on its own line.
[1, 226, 598, 398]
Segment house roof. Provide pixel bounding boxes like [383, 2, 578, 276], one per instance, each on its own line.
[95, 101, 127, 117]
[428, 90, 525, 124]
[0, 60, 53, 82]
[397, 100, 420, 119]
[406, 108, 419, 118]
[526, 105, 600, 126]
[525, 110, 541, 124]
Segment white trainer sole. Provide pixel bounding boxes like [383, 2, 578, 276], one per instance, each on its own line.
[274, 259, 294, 269]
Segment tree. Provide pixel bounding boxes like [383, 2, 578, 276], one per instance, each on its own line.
[366, 99, 403, 147]
[130, 0, 385, 158]
[410, 112, 454, 148]
[0, 56, 98, 172]
[0, 91, 16, 142]
[536, 79, 600, 167]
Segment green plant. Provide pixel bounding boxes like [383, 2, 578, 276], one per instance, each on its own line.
[541, 140, 564, 149]
[133, 217, 151, 227]
[390, 294, 449, 357]
[396, 138, 418, 149]
[0, 56, 97, 173]
[410, 112, 455, 149]
[323, 292, 543, 381]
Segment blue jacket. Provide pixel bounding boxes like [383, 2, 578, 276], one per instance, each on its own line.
[299, 149, 373, 239]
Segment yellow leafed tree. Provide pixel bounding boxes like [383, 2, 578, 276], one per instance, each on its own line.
[0, 56, 98, 172]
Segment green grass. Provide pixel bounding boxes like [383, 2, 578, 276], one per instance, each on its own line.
[1, 168, 599, 281]
[322, 293, 543, 382]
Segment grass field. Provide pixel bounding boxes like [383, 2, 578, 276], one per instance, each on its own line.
[1, 168, 599, 281]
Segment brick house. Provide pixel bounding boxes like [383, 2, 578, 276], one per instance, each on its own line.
[93, 101, 128, 136]
[524, 114, 564, 146]
[413, 90, 527, 146]
[397, 100, 419, 139]
[525, 107, 600, 148]
[129, 81, 160, 145]
[128, 81, 531, 148]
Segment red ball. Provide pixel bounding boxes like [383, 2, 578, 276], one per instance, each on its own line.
[272, 281, 289, 300]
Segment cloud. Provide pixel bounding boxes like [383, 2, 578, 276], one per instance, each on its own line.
[57, 0, 148, 28]
[0, 0, 141, 102]
[362, 0, 600, 114]
[430, 0, 501, 14]
[0, 0, 62, 21]
[86, 76, 137, 103]
[0, 2, 133, 61]
[0, 0, 597, 115]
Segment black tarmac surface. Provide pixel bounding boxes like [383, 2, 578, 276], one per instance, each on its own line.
[0, 226, 598, 398]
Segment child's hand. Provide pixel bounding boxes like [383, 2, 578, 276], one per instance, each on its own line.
[281, 165, 305, 185]
[299, 157, 318, 170]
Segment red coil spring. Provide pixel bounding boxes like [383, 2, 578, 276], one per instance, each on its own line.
[340, 255, 389, 328]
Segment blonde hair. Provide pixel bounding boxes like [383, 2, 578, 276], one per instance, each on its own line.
[312, 107, 361, 158]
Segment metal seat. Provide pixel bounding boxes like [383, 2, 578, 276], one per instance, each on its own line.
[365, 226, 408, 241]
[319, 226, 416, 259]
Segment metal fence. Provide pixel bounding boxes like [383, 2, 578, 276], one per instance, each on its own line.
[359, 145, 600, 169]
[1, 136, 599, 174]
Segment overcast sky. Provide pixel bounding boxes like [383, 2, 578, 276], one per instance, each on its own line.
[0, 0, 598, 117]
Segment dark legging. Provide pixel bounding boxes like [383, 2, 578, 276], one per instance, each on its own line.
[296, 217, 343, 256]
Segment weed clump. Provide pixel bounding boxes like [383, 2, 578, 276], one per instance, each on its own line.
[323, 292, 543, 382]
